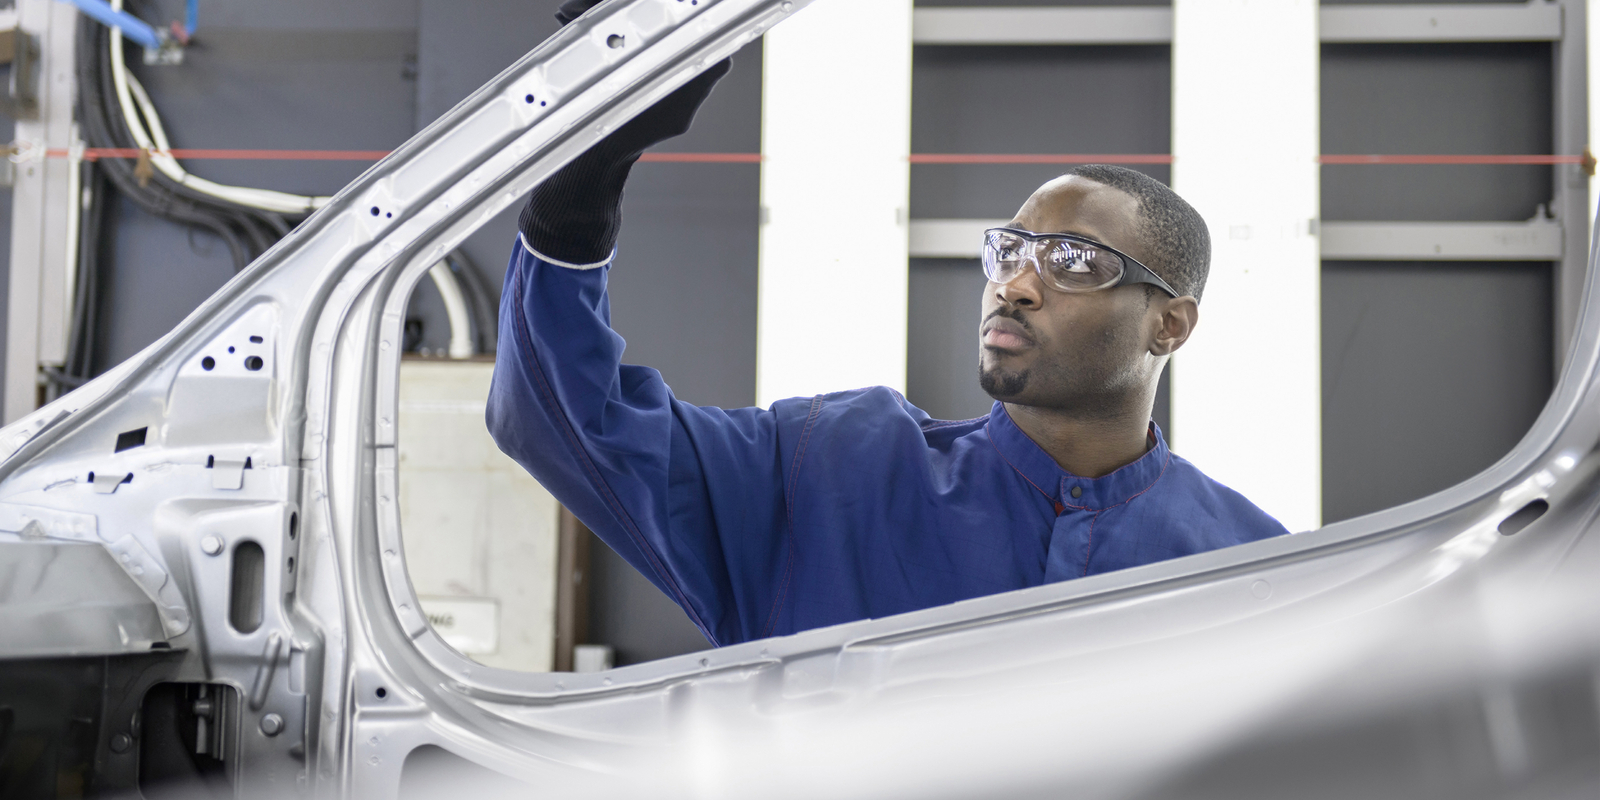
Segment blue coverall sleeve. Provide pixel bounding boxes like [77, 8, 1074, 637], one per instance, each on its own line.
[485, 238, 793, 647]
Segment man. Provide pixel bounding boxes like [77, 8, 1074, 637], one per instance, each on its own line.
[488, 1, 1288, 648]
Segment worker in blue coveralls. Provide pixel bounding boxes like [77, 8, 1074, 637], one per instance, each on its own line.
[488, 0, 1290, 649]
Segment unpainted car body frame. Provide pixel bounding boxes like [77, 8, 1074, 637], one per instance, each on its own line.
[0, 0, 1597, 797]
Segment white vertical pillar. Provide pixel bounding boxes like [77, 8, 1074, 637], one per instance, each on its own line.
[1171, 0, 1321, 531]
[756, 0, 913, 407]
[6, 0, 79, 422]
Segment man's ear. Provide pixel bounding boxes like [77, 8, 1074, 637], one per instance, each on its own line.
[1149, 296, 1199, 356]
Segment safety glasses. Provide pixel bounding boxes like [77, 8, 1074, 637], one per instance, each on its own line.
[982, 228, 1179, 297]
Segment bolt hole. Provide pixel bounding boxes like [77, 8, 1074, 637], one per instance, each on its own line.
[1499, 499, 1549, 536]
[370, 207, 380, 216]
[201, 356, 215, 371]
[386, 212, 393, 219]
[289, 512, 298, 541]
[375, 687, 387, 699]
[606, 34, 625, 48]
[227, 346, 235, 354]
[244, 356, 264, 371]
[540, 101, 547, 107]
[287, 557, 295, 573]
[524, 94, 535, 103]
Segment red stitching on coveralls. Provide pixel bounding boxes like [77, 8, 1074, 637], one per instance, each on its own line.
[764, 396, 824, 638]
[921, 415, 989, 431]
[508, 262, 718, 644]
[1081, 449, 1173, 576]
[986, 432, 1058, 508]
[785, 397, 824, 527]
[1083, 512, 1102, 577]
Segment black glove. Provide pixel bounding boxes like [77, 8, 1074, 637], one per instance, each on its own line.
[520, 0, 732, 265]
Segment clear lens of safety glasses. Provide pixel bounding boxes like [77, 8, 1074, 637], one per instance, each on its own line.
[982, 230, 1126, 292]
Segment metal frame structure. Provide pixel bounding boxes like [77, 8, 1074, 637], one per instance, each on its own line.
[0, 1, 1596, 797]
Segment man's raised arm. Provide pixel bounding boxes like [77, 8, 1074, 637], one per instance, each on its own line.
[486, 2, 790, 648]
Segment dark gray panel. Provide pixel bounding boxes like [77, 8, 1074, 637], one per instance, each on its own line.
[416, 0, 561, 130]
[908, 259, 992, 421]
[97, 14, 422, 368]
[586, 540, 710, 667]
[1321, 0, 1511, 4]
[122, 28, 417, 192]
[910, 44, 1171, 219]
[177, 0, 420, 28]
[916, 0, 1170, 7]
[609, 163, 760, 409]
[1321, 42, 1553, 222]
[95, 196, 238, 372]
[906, 258, 1170, 432]
[1321, 261, 1552, 524]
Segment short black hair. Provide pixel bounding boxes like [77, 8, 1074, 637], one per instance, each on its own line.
[1065, 164, 1210, 301]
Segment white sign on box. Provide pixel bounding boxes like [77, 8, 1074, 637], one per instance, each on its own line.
[418, 596, 500, 654]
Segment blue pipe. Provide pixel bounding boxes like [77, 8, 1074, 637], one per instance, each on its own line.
[58, 0, 165, 51]
[185, 0, 197, 37]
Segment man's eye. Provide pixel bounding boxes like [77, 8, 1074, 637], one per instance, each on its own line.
[1049, 249, 1093, 272]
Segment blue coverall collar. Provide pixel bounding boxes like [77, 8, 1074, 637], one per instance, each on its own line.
[985, 401, 1172, 513]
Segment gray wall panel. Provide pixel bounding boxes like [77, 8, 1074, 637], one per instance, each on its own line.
[916, 0, 1171, 7]
[1321, 42, 1553, 222]
[96, 6, 422, 369]
[908, 259, 992, 422]
[1321, 261, 1552, 523]
[1321, 0, 1512, 4]
[910, 43, 1171, 219]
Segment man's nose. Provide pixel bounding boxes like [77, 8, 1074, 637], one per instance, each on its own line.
[994, 264, 1044, 308]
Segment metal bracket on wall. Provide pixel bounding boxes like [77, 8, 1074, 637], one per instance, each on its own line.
[0, 8, 41, 119]
[907, 217, 1566, 262]
[912, 3, 1565, 46]
[1320, 218, 1565, 261]
[912, 7, 1171, 46]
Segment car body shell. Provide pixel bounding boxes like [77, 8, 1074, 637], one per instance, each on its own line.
[0, 0, 1597, 797]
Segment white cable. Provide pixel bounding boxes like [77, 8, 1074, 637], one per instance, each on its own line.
[107, 2, 330, 215]
[124, 74, 329, 213]
[428, 263, 476, 359]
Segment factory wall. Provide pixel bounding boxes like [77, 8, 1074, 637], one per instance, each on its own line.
[0, 0, 1570, 666]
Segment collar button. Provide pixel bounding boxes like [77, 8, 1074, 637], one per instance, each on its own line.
[1070, 486, 1083, 499]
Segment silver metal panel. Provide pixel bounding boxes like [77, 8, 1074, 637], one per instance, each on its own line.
[1320, 2, 1563, 44]
[1321, 220, 1564, 260]
[911, 7, 1173, 46]
[0, 540, 166, 657]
